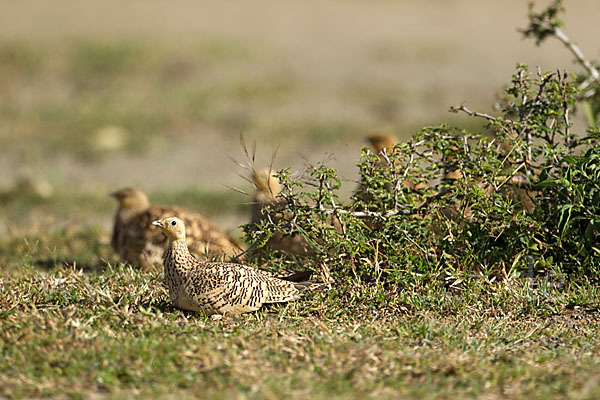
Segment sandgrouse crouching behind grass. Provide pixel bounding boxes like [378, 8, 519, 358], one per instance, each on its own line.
[152, 217, 314, 315]
[111, 187, 242, 270]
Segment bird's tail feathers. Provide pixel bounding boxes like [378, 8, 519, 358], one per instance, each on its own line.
[293, 281, 325, 293]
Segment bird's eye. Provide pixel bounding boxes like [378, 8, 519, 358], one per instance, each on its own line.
[170, 220, 177, 226]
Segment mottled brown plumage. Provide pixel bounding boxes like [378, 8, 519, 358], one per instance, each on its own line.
[367, 133, 398, 161]
[250, 168, 283, 226]
[153, 217, 311, 315]
[111, 188, 242, 269]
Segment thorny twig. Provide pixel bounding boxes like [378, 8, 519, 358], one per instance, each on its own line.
[449, 104, 516, 126]
[408, 140, 435, 159]
[399, 153, 415, 208]
[523, 1, 600, 93]
[379, 148, 404, 211]
[553, 27, 600, 86]
[325, 180, 347, 238]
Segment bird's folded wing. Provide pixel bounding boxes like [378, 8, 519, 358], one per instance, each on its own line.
[184, 263, 300, 313]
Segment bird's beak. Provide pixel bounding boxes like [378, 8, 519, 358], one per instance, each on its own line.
[152, 220, 162, 227]
[109, 191, 117, 198]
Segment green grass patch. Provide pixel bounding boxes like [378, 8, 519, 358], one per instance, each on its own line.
[0, 183, 598, 398]
[1, 261, 599, 399]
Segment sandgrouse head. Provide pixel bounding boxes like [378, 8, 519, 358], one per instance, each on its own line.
[367, 134, 398, 154]
[110, 187, 150, 210]
[152, 217, 186, 242]
[251, 168, 282, 198]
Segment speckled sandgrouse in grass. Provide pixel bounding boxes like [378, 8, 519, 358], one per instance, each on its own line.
[111, 187, 243, 269]
[152, 216, 313, 315]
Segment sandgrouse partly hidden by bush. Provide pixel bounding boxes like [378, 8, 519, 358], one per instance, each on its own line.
[369, 133, 430, 191]
[152, 216, 313, 315]
[250, 168, 283, 226]
[111, 187, 242, 269]
[367, 133, 398, 163]
[250, 168, 316, 256]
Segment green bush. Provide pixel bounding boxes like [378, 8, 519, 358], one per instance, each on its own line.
[244, 1, 600, 285]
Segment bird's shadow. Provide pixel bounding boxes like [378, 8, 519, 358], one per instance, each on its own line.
[139, 298, 176, 314]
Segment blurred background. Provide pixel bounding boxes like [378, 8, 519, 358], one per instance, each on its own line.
[1, 0, 599, 236]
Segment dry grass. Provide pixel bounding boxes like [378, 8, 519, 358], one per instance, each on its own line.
[1, 180, 599, 398]
[1, 252, 599, 399]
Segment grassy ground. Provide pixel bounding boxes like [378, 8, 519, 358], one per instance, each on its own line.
[2, 182, 599, 399]
[1, 254, 599, 399]
[1, 210, 599, 399]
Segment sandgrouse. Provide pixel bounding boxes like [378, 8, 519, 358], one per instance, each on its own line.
[152, 217, 311, 315]
[250, 169, 318, 256]
[111, 187, 242, 269]
[250, 168, 283, 226]
[367, 133, 399, 165]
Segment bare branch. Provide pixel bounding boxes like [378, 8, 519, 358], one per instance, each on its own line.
[525, 2, 600, 89]
[450, 104, 516, 126]
[325, 207, 413, 219]
[552, 27, 600, 85]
